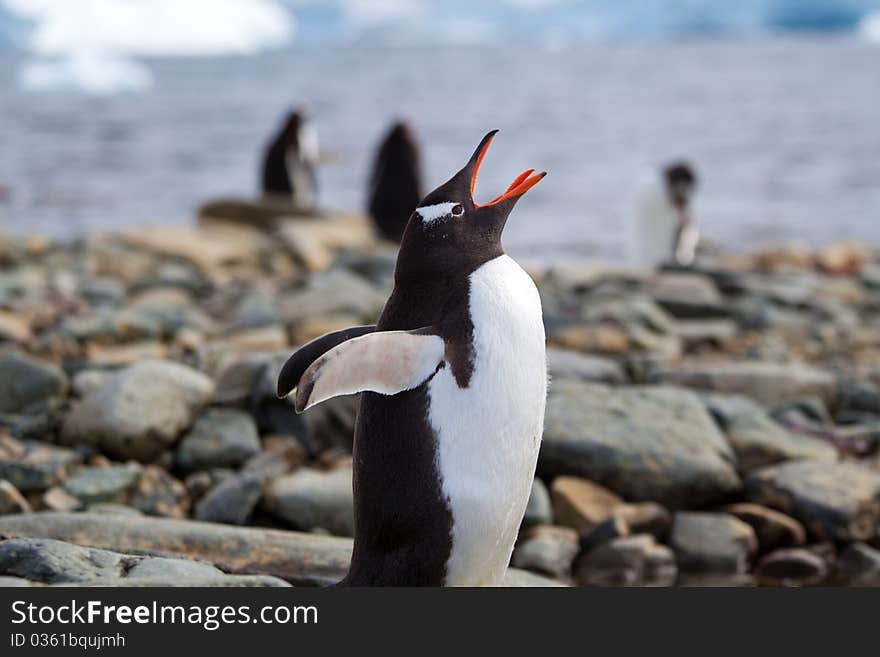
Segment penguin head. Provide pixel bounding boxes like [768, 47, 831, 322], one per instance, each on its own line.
[663, 162, 697, 211]
[397, 130, 545, 276]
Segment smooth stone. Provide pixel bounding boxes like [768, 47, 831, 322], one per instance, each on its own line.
[176, 408, 260, 473]
[0, 312, 32, 343]
[128, 465, 189, 518]
[0, 512, 352, 586]
[755, 548, 827, 586]
[550, 475, 623, 535]
[647, 272, 727, 319]
[262, 466, 354, 537]
[41, 486, 81, 512]
[63, 464, 141, 505]
[0, 576, 32, 586]
[722, 502, 806, 551]
[829, 543, 880, 586]
[522, 478, 553, 528]
[502, 568, 569, 587]
[61, 360, 215, 462]
[0, 438, 81, 492]
[703, 393, 837, 471]
[0, 537, 264, 585]
[744, 460, 880, 541]
[86, 503, 144, 516]
[60, 575, 290, 587]
[0, 479, 31, 514]
[55, 308, 162, 343]
[613, 502, 672, 541]
[278, 269, 385, 325]
[546, 348, 625, 384]
[541, 381, 740, 508]
[650, 361, 837, 406]
[194, 473, 263, 525]
[574, 534, 677, 587]
[670, 512, 757, 575]
[0, 351, 68, 413]
[511, 525, 579, 579]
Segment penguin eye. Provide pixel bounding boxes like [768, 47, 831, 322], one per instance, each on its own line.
[451, 204, 464, 217]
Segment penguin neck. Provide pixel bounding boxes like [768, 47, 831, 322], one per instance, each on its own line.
[384, 249, 502, 328]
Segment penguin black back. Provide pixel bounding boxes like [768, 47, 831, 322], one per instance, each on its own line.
[262, 111, 301, 196]
[368, 121, 422, 242]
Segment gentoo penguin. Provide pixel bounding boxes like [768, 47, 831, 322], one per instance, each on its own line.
[277, 131, 547, 586]
[367, 120, 423, 242]
[261, 107, 319, 211]
[631, 162, 699, 269]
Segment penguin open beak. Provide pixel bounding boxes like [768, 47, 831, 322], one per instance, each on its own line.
[468, 130, 546, 208]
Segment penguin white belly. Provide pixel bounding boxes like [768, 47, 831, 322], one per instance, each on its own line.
[427, 254, 547, 586]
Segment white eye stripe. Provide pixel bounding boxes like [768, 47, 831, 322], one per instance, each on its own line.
[417, 202, 457, 224]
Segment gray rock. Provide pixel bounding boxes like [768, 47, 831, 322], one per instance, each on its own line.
[669, 512, 757, 574]
[86, 503, 143, 516]
[0, 576, 32, 586]
[541, 381, 740, 508]
[263, 466, 354, 537]
[0, 479, 31, 514]
[124, 556, 222, 580]
[55, 308, 162, 343]
[61, 360, 215, 461]
[745, 460, 880, 541]
[0, 537, 257, 586]
[502, 568, 569, 587]
[64, 574, 290, 587]
[0, 439, 81, 492]
[195, 473, 263, 525]
[0, 512, 353, 586]
[650, 361, 837, 406]
[755, 548, 827, 586]
[722, 502, 806, 551]
[547, 348, 625, 384]
[511, 525, 579, 579]
[647, 272, 727, 319]
[63, 464, 142, 505]
[703, 393, 836, 471]
[0, 538, 120, 583]
[176, 408, 260, 472]
[829, 542, 880, 586]
[278, 269, 385, 325]
[0, 352, 68, 413]
[522, 478, 553, 528]
[128, 465, 189, 518]
[574, 534, 677, 587]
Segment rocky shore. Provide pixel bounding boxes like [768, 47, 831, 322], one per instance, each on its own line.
[2, 210, 880, 587]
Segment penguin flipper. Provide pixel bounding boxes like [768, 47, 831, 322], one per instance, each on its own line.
[289, 328, 446, 414]
[277, 325, 377, 400]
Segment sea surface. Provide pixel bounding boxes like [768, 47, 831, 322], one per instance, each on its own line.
[1, 36, 879, 262]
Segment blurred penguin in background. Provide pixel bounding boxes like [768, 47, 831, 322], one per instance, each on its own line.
[631, 162, 699, 269]
[261, 106, 319, 212]
[367, 120, 423, 242]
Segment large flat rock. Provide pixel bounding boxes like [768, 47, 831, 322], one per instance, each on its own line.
[745, 460, 880, 541]
[0, 512, 351, 586]
[649, 361, 837, 406]
[540, 381, 741, 507]
[0, 512, 552, 586]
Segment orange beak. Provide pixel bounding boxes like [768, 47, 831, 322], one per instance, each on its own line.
[470, 132, 546, 208]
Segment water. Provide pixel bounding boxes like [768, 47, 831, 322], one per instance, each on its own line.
[1, 37, 879, 262]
